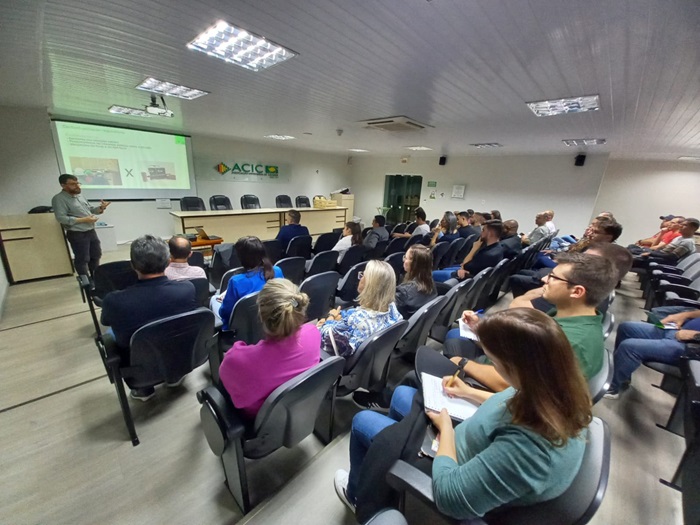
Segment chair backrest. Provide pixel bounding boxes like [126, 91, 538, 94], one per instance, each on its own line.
[296, 195, 311, 208]
[433, 278, 474, 330]
[247, 356, 345, 455]
[306, 250, 339, 277]
[678, 252, 700, 271]
[210, 243, 237, 285]
[276, 256, 306, 285]
[338, 320, 408, 395]
[180, 196, 206, 211]
[338, 245, 367, 275]
[276, 194, 293, 208]
[314, 232, 340, 254]
[286, 235, 313, 259]
[190, 277, 212, 307]
[227, 291, 264, 345]
[602, 311, 615, 341]
[429, 219, 439, 229]
[126, 308, 215, 387]
[405, 234, 423, 249]
[337, 261, 368, 302]
[92, 261, 138, 303]
[455, 233, 478, 264]
[262, 239, 284, 265]
[300, 271, 341, 321]
[187, 250, 206, 269]
[240, 194, 261, 209]
[362, 227, 372, 239]
[369, 240, 389, 260]
[405, 222, 417, 234]
[459, 267, 493, 312]
[683, 264, 700, 281]
[431, 241, 451, 271]
[395, 295, 448, 358]
[384, 252, 405, 284]
[589, 348, 613, 404]
[439, 237, 466, 269]
[209, 194, 233, 210]
[477, 257, 510, 309]
[219, 267, 246, 293]
[385, 237, 408, 257]
[485, 417, 611, 525]
[391, 223, 407, 235]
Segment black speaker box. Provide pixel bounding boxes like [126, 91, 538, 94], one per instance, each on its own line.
[575, 154, 586, 167]
[439, 155, 447, 166]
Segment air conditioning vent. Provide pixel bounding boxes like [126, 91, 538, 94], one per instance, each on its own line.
[360, 116, 430, 132]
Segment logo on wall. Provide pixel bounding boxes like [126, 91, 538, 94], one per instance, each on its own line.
[215, 161, 280, 178]
[215, 162, 231, 175]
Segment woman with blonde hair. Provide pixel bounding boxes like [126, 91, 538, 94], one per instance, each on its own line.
[318, 260, 402, 357]
[219, 278, 320, 419]
[395, 244, 437, 319]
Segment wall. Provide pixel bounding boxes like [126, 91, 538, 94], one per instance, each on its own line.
[593, 160, 700, 246]
[349, 154, 609, 236]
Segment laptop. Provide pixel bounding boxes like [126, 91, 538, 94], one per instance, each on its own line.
[195, 227, 221, 240]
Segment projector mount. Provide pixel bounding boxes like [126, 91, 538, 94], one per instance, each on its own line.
[145, 95, 174, 118]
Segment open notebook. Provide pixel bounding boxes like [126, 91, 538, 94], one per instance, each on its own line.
[421, 372, 479, 422]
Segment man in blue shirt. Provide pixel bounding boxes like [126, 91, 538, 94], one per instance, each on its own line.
[276, 209, 310, 251]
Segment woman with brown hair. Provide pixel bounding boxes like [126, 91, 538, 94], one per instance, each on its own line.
[332, 221, 363, 262]
[334, 308, 592, 520]
[395, 244, 437, 319]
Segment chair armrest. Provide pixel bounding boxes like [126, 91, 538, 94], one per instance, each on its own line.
[197, 385, 246, 442]
[655, 274, 691, 286]
[665, 296, 700, 309]
[387, 460, 435, 506]
[658, 283, 700, 300]
[649, 263, 683, 274]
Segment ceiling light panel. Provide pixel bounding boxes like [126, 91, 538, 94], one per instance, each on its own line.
[678, 156, 700, 161]
[108, 105, 150, 117]
[348, 149, 369, 152]
[562, 138, 607, 146]
[264, 134, 295, 140]
[470, 143, 503, 148]
[527, 95, 600, 117]
[136, 78, 208, 100]
[405, 146, 433, 151]
[188, 20, 297, 72]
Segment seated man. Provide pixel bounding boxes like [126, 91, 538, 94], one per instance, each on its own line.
[631, 215, 680, 249]
[276, 209, 310, 251]
[363, 215, 389, 249]
[520, 212, 549, 246]
[391, 207, 430, 239]
[456, 210, 481, 239]
[101, 234, 198, 401]
[544, 209, 556, 233]
[638, 217, 699, 264]
[499, 219, 522, 258]
[605, 309, 700, 399]
[164, 235, 207, 281]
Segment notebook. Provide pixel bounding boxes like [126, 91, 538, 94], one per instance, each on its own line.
[421, 372, 478, 422]
[458, 319, 479, 341]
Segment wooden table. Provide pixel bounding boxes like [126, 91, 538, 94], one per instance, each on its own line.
[170, 207, 347, 242]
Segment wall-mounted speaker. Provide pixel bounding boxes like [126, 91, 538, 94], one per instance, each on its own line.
[439, 155, 447, 166]
[574, 154, 586, 167]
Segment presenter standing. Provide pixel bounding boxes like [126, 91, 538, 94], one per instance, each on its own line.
[52, 173, 110, 277]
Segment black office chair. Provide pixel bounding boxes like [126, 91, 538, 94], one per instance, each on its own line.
[218, 267, 246, 294]
[405, 234, 423, 249]
[430, 241, 451, 270]
[180, 196, 206, 211]
[300, 271, 341, 321]
[362, 227, 372, 239]
[314, 232, 340, 254]
[296, 195, 311, 208]
[390, 223, 407, 235]
[240, 194, 261, 209]
[210, 243, 238, 287]
[385, 237, 407, 257]
[429, 218, 440, 229]
[306, 250, 339, 277]
[454, 233, 478, 264]
[98, 308, 216, 446]
[209, 195, 233, 210]
[191, 277, 213, 307]
[92, 261, 138, 306]
[336, 261, 368, 306]
[588, 347, 614, 404]
[405, 222, 417, 234]
[198, 356, 345, 513]
[338, 245, 367, 276]
[394, 295, 448, 360]
[187, 250, 206, 269]
[428, 278, 475, 343]
[263, 239, 284, 265]
[440, 237, 467, 268]
[275, 194, 293, 208]
[285, 235, 313, 259]
[384, 252, 405, 284]
[368, 240, 389, 260]
[276, 256, 306, 285]
[213, 292, 264, 378]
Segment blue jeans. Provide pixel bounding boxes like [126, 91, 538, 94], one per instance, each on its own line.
[533, 251, 557, 270]
[611, 321, 686, 390]
[346, 386, 417, 502]
[433, 267, 460, 283]
[651, 305, 695, 318]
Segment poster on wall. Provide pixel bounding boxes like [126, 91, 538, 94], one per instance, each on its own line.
[451, 184, 466, 199]
[199, 160, 291, 183]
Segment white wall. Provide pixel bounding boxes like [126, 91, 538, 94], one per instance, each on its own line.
[349, 154, 609, 236]
[593, 160, 700, 246]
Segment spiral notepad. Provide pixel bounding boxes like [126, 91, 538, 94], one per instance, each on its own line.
[421, 373, 478, 421]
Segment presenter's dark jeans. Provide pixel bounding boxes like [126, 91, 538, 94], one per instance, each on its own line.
[66, 229, 102, 276]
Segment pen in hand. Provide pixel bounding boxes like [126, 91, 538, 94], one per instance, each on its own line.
[447, 368, 461, 388]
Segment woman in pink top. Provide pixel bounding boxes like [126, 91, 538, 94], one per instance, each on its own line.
[219, 278, 321, 419]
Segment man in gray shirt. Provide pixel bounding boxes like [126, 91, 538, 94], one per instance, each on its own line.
[363, 215, 389, 249]
[52, 173, 110, 277]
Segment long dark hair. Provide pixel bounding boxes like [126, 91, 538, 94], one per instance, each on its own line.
[403, 245, 435, 294]
[235, 236, 275, 280]
[346, 222, 362, 246]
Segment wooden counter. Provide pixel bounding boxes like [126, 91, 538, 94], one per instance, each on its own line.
[170, 207, 347, 242]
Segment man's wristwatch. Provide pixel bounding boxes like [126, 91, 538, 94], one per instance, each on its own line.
[457, 357, 469, 377]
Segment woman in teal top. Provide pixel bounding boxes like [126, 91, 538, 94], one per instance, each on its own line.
[335, 308, 592, 520]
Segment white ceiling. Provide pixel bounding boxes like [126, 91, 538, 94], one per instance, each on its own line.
[2, 0, 700, 159]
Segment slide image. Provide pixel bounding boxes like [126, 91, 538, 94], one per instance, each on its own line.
[141, 162, 177, 182]
[71, 157, 122, 186]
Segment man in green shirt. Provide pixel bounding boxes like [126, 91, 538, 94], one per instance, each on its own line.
[52, 173, 110, 277]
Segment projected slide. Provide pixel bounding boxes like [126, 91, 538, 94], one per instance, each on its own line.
[52, 121, 195, 199]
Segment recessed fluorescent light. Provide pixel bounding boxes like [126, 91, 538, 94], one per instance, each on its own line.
[264, 134, 295, 141]
[108, 105, 151, 117]
[470, 143, 503, 149]
[562, 138, 607, 147]
[678, 156, 700, 161]
[187, 20, 297, 72]
[136, 78, 208, 100]
[405, 146, 433, 151]
[527, 95, 600, 117]
[348, 148, 369, 152]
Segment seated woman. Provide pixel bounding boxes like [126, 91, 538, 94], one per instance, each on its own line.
[430, 211, 459, 246]
[219, 278, 321, 419]
[331, 221, 363, 262]
[334, 308, 591, 521]
[395, 244, 437, 319]
[211, 236, 283, 330]
[318, 260, 402, 357]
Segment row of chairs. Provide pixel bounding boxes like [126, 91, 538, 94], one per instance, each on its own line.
[182, 194, 317, 211]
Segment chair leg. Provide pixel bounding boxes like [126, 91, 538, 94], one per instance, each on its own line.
[653, 373, 683, 395]
[313, 385, 337, 445]
[657, 385, 686, 437]
[112, 370, 140, 446]
[208, 335, 221, 384]
[660, 448, 687, 491]
[221, 439, 250, 513]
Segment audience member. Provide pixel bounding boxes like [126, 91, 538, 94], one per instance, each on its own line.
[101, 234, 198, 401]
[456, 211, 480, 239]
[632, 215, 678, 248]
[164, 235, 207, 281]
[334, 308, 591, 520]
[276, 209, 310, 251]
[639, 217, 699, 263]
[318, 260, 402, 357]
[520, 212, 549, 246]
[211, 236, 283, 330]
[628, 215, 682, 254]
[490, 209, 502, 221]
[395, 245, 437, 319]
[434, 220, 504, 284]
[219, 278, 321, 418]
[430, 211, 459, 246]
[544, 209, 556, 233]
[363, 215, 389, 249]
[499, 219, 522, 258]
[332, 221, 363, 262]
[392, 207, 430, 238]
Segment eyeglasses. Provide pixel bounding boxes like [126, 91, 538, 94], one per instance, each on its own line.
[545, 272, 576, 286]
